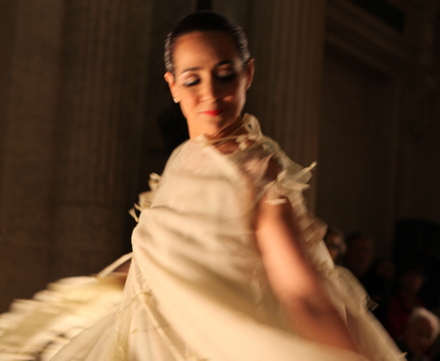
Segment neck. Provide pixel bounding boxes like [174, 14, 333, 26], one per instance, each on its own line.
[197, 115, 246, 141]
[214, 117, 245, 138]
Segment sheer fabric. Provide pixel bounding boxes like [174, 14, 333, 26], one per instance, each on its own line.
[48, 114, 404, 360]
[0, 255, 129, 360]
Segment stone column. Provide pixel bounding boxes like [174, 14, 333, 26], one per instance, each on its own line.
[50, 0, 152, 278]
[0, 0, 65, 311]
[246, 0, 327, 208]
[395, 0, 440, 221]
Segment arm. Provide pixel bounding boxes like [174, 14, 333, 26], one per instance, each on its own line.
[255, 196, 359, 353]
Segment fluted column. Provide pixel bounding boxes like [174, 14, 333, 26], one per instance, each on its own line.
[0, 0, 65, 311]
[395, 1, 440, 221]
[247, 0, 327, 208]
[50, 0, 152, 278]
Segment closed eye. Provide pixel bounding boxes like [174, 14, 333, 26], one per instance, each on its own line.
[183, 78, 200, 87]
[217, 73, 237, 82]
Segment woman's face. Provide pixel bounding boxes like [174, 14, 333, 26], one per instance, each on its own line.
[324, 234, 344, 261]
[165, 31, 254, 139]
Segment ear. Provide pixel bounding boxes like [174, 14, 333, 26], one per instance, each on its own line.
[164, 72, 178, 101]
[245, 58, 255, 88]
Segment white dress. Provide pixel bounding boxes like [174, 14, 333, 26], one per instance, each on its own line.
[0, 255, 130, 361]
[48, 114, 404, 361]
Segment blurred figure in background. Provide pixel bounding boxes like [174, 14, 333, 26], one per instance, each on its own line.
[385, 263, 426, 342]
[398, 307, 439, 361]
[343, 233, 374, 281]
[323, 226, 346, 265]
[362, 257, 396, 324]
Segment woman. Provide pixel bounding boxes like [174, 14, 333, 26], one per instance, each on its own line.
[323, 226, 346, 264]
[50, 11, 403, 361]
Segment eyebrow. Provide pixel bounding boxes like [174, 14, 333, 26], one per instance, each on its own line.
[179, 60, 234, 76]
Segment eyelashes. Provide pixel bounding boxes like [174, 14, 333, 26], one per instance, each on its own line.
[218, 73, 237, 81]
[182, 72, 237, 87]
[183, 79, 200, 87]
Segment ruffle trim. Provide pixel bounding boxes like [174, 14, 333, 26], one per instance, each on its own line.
[0, 275, 125, 360]
[129, 173, 161, 222]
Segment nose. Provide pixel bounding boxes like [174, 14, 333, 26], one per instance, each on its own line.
[201, 77, 220, 101]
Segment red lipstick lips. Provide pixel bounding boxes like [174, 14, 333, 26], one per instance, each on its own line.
[202, 109, 222, 116]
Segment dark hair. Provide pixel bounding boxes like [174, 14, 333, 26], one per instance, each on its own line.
[164, 11, 251, 73]
[324, 226, 344, 241]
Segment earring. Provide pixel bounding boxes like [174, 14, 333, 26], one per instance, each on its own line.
[173, 98, 179, 103]
[246, 84, 251, 90]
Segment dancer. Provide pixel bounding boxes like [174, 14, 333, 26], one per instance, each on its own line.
[49, 11, 404, 360]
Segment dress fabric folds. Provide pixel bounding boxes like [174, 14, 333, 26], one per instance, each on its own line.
[0, 255, 130, 361]
[48, 114, 404, 361]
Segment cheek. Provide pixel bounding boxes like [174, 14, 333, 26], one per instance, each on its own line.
[178, 90, 196, 110]
[224, 76, 247, 99]
[230, 84, 246, 107]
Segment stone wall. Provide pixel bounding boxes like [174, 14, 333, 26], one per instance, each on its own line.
[0, 0, 193, 312]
